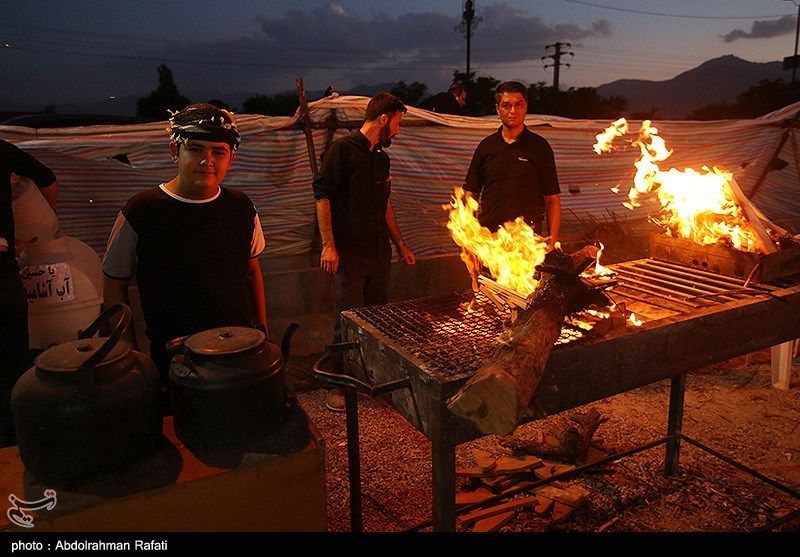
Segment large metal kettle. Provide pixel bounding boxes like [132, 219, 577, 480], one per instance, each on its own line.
[168, 324, 298, 451]
[11, 304, 162, 484]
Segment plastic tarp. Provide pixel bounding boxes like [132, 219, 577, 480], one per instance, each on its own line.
[3, 96, 799, 259]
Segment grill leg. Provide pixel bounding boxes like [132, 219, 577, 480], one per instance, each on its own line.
[664, 373, 686, 476]
[344, 386, 363, 532]
[431, 403, 456, 532]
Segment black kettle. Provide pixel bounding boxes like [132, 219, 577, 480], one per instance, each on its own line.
[168, 324, 298, 450]
[11, 304, 162, 484]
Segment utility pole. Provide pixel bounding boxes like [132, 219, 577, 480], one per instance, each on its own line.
[542, 42, 574, 91]
[455, 0, 481, 83]
[786, 0, 800, 84]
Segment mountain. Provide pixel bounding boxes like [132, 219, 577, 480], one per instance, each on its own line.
[596, 55, 787, 118]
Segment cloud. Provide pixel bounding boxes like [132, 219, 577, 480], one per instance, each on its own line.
[722, 15, 796, 43]
[196, 1, 614, 90]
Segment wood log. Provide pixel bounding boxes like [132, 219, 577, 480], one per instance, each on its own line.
[447, 245, 604, 435]
[499, 409, 608, 464]
[728, 177, 777, 253]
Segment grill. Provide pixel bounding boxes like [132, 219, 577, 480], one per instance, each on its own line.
[350, 290, 591, 381]
[334, 258, 800, 531]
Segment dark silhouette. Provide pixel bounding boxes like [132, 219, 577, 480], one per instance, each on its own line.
[242, 92, 298, 116]
[526, 82, 628, 119]
[453, 70, 500, 116]
[136, 64, 190, 120]
[688, 79, 800, 120]
[418, 83, 467, 115]
[390, 81, 428, 106]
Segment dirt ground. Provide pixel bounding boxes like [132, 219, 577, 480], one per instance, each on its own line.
[288, 349, 800, 532]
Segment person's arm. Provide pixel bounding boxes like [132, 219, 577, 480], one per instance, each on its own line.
[246, 258, 269, 338]
[544, 194, 561, 247]
[386, 200, 415, 266]
[313, 142, 344, 275]
[39, 181, 58, 211]
[315, 198, 339, 274]
[102, 276, 138, 349]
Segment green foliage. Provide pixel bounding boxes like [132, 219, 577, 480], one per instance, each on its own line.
[390, 81, 428, 105]
[242, 92, 299, 116]
[136, 64, 190, 120]
[688, 79, 800, 120]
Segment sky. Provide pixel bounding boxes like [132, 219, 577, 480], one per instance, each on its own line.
[1, 0, 799, 108]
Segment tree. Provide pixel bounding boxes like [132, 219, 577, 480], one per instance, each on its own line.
[241, 92, 299, 116]
[526, 83, 627, 119]
[688, 79, 800, 120]
[390, 81, 428, 105]
[453, 70, 500, 116]
[136, 64, 190, 120]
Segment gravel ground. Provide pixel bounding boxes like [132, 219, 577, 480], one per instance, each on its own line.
[291, 350, 800, 532]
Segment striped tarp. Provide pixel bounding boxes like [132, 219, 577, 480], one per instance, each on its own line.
[3, 97, 799, 260]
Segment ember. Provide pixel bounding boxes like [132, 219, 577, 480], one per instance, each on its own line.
[594, 118, 762, 253]
[446, 187, 548, 296]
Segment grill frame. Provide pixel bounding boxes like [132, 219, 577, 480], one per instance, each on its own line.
[340, 259, 800, 530]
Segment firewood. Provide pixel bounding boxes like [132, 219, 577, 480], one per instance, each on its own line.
[471, 449, 497, 473]
[728, 178, 777, 253]
[491, 455, 544, 475]
[534, 496, 555, 516]
[447, 245, 605, 435]
[456, 466, 491, 478]
[471, 511, 514, 532]
[499, 408, 608, 464]
[456, 487, 494, 508]
[459, 496, 539, 524]
[550, 501, 576, 524]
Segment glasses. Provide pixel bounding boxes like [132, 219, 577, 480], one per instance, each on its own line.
[498, 102, 526, 113]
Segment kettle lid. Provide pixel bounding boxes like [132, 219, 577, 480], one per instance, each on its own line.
[185, 326, 266, 356]
[35, 338, 131, 373]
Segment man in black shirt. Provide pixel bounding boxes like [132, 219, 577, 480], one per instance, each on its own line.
[464, 81, 561, 245]
[418, 83, 468, 116]
[313, 92, 416, 411]
[1, 140, 59, 446]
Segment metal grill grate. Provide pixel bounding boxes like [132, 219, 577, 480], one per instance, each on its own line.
[350, 259, 787, 378]
[352, 290, 588, 377]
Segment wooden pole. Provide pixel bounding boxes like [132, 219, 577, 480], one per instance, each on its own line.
[295, 77, 319, 178]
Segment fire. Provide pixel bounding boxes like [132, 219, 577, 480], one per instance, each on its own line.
[446, 188, 548, 296]
[595, 118, 760, 252]
[593, 118, 629, 154]
[593, 242, 614, 276]
[628, 312, 642, 327]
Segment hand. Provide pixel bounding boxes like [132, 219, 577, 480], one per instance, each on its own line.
[398, 244, 416, 266]
[320, 244, 339, 274]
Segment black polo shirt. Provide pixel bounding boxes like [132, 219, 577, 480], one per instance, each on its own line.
[1, 140, 57, 259]
[464, 126, 560, 232]
[312, 130, 391, 258]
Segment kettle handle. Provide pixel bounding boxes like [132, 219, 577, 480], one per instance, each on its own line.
[75, 303, 132, 375]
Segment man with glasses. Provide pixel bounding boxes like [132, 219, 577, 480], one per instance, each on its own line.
[463, 81, 561, 246]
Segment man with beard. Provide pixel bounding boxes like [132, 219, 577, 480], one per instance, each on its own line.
[465, 81, 561, 246]
[313, 92, 416, 411]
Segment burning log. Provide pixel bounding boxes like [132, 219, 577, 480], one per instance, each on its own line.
[447, 245, 608, 435]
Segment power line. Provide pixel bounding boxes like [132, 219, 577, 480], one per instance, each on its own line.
[557, 0, 793, 20]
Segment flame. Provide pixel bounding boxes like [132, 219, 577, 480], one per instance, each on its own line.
[596, 118, 760, 252]
[446, 187, 548, 296]
[594, 242, 614, 276]
[628, 312, 642, 327]
[593, 118, 629, 154]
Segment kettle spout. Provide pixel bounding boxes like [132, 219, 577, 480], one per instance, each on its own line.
[280, 323, 300, 363]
